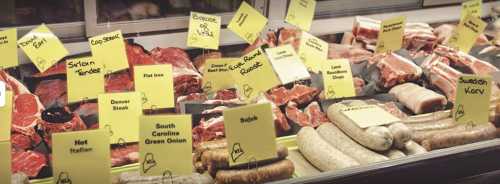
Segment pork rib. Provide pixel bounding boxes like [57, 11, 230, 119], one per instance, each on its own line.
[369, 52, 422, 88]
[434, 45, 499, 75]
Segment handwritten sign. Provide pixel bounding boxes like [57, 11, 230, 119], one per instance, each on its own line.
[341, 105, 400, 128]
[322, 59, 356, 99]
[228, 1, 268, 44]
[98, 92, 142, 144]
[52, 130, 111, 184]
[453, 75, 491, 125]
[66, 56, 104, 103]
[448, 15, 487, 53]
[134, 64, 175, 109]
[375, 16, 406, 53]
[223, 103, 277, 166]
[285, 0, 316, 31]
[0, 90, 12, 141]
[0, 28, 18, 69]
[187, 12, 221, 50]
[460, 0, 482, 24]
[0, 141, 10, 184]
[202, 58, 238, 93]
[139, 115, 192, 176]
[265, 45, 310, 84]
[89, 30, 129, 74]
[298, 32, 328, 72]
[232, 48, 281, 102]
[18, 24, 69, 72]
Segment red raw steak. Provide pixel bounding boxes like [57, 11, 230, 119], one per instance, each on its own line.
[11, 150, 47, 177]
[34, 79, 67, 108]
[111, 144, 139, 167]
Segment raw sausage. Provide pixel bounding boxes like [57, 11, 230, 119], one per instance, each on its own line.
[215, 159, 295, 184]
[403, 140, 427, 155]
[421, 123, 497, 151]
[388, 122, 413, 149]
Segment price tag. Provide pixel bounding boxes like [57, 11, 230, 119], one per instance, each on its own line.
[139, 114, 192, 176]
[202, 58, 238, 93]
[285, 0, 316, 31]
[134, 64, 175, 109]
[66, 56, 105, 103]
[0, 90, 12, 141]
[228, 1, 268, 44]
[0, 141, 10, 184]
[375, 16, 406, 53]
[0, 28, 18, 69]
[223, 103, 277, 166]
[89, 30, 129, 74]
[52, 130, 111, 184]
[265, 45, 310, 84]
[453, 75, 491, 125]
[297, 32, 328, 72]
[18, 24, 69, 73]
[98, 92, 142, 144]
[460, 0, 482, 24]
[448, 15, 487, 53]
[322, 59, 356, 99]
[232, 48, 281, 102]
[341, 105, 400, 128]
[187, 12, 221, 50]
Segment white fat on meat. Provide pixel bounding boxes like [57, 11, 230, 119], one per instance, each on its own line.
[389, 83, 447, 114]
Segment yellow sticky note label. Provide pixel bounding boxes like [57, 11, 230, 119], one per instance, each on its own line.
[375, 16, 406, 53]
[52, 130, 111, 184]
[265, 45, 310, 84]
[187, 12, 221, 50]
[453, 75, 491, 125]
[232, 48, 281, 102]
[223, 103, 277, 166]
[98, 92, 143, 144]
[341, 105, 400, 128]
[0, 90, 12, 141]
[18, 24, 69, 73]
[228, 1, 268, 44]
[202, 58, 238, 93]
[285, 0, 316, 31]
[89, 30, 129, 74]
[66, 56, 105, 103]
[0, 141, 10, 184]
[298, 32, 328, 72]
[0, 28, 18, 69]
[460, 0, 482, 23]
[448, 15, 487, 53]
[322, 59, 356, 99]
[139, 115, 192, 176]
[134, 64, 175, 109]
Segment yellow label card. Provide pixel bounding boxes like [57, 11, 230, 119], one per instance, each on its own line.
[453, 75, 491, 125]
[448, 15, 487, 53]
[322, 59, 356, 99]
[460, 0, 482, 23]
[66, 56, 105, 103]
[0, 90, 12, 141]
[232, 48, 281, 102]
[223, 103, 277, 166]
[0, 28, 18, 69]
[285, 0, 316, 31]
[375, 16, 406, 53]
[98, 92, 142, 144]
[341, 105, 400, 128]
[228, 1, 268, 44]
[139, 114, 192, 176]
[0, 141, 10, 184]
[298, 32, 328, 72]
[89, 30, 129, 74]
[134, 64, 175, 109]
[265, 45, 310, 84]
[18, 24, 69, 73]
[187, 12, 221, 50]
[202, 58, 238, 93]
[52, 130, 111, 184]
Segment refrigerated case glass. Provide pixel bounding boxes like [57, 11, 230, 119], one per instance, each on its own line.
[313, 0, 422, 19]
[0, 0, 84, 27]
[85, 0, 267, 36]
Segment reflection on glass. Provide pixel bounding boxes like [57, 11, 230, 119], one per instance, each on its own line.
[0, 0, 84, 27]
[97, 0, 248, 23]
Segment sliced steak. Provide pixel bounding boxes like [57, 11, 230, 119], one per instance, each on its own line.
[304, 101, 328, 127]
[11, 150, 48, 177]
[214, 89, 238, 100]
[288, 84, 320, 105]
[192, 116, 225, 146]
[111, 144, 139, 167]
[369, 52, 422, 88]
[34, 79, 67, 108]
[266, 87, 291, 106]
[285, 101, 311, 127]
[328, 43, 373, 64]
[105, 71, 134, 93]
[434, 45, 499, 75]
